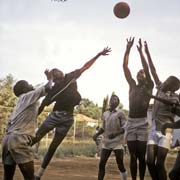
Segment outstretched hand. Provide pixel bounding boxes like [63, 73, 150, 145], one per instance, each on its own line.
[99, 47, 111, 56]
[126, 37, 134, 50]
[144, 41, 149, 54]
[136, 38, 142, 52]
[44, 69, 53, 80]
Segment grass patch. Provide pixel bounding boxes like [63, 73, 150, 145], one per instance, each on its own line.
[35, 139, 97, 159]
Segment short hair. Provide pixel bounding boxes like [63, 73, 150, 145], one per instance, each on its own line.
[167, 76, 180, 92]
[13, 80, 28, 97]
[111, 94, 120, 104]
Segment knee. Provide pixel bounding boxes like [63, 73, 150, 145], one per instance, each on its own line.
[146, 158, 154, 167]
[99, 160, 106, 170]
[138, 154, 146, 163]
[130, 154, 137, 164]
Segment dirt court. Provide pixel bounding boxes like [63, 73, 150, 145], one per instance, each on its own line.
[0, 154, 176, 180]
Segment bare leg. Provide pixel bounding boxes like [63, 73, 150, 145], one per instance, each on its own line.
[3, 164, 16, 180]
[127, 141, 137, 180]
[98, 148, 112, 180]
[147, 144, 158, 180]
[136, 141, 147, 180]
[169, 150, 180, 180]
[156, 146, 168, 180]
[18, 161, 34, 180]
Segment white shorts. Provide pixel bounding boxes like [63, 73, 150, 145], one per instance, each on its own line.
[147, 122, 172, 150]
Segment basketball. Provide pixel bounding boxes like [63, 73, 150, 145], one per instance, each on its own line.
[113, 2, 130, 19]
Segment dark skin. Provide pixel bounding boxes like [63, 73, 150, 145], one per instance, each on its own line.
[123, 37, 153, 118]
[51, 47, 111, 83]
[3, 70, 52, 180]
[144, 41, 180, 180]
[38, 47, 111, 115]
[157, 96, 180, 180]
[93, 95, 127, 180]
[144, 41, 179, 93]
[93, 95, 124, 141]
[3, 81, 35, 180]
[123, 37, 154, 180]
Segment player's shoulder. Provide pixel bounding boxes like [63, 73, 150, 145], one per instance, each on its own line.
[116, 109, 125, 116]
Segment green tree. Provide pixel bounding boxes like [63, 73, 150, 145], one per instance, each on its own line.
[75, 98, 102, 120]
[0, 74, 53, 140]
[0, 74, 17, 140]
[102, 95, 109, 114]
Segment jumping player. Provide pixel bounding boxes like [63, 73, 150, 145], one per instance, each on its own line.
[32, 47, 111, 180]
[123, 37, 154, 180]
[149, 94, 180, 180]
[144, 41, 180, 180]
[2, 70, 52, 180]
[93, 95, 127, 180]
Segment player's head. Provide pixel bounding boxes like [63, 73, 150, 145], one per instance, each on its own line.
[137, 69, 146, 84]
[13, 80, 34, 97]
[51, 68, 64, 82]
[162, 76, 180, 93]
[109, 95, 120, 110]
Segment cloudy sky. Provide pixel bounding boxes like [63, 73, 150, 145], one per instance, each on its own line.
[0, 0, 180, 109]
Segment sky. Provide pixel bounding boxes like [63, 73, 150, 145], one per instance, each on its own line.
[0, 0, 180, 109]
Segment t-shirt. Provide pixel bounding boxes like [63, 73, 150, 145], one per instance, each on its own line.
[42, 69, 82, 114]
[152, 83, 180, 131]
[6, 86, 46, 136]
[101, 109, 126, 149]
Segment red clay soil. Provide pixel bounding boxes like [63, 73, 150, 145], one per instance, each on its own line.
[0, 154, 176, 180]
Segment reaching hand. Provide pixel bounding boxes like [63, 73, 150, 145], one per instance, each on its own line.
[99, 47, 111, 56]
[44, 69, 53, 80]
[137, 38, 142, 52]
[144, 41, 149, 54]
[126, 37, 134, 50]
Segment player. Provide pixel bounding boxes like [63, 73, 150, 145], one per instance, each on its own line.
[144, 41, 180, 180]
[123, 37, 154, 180]
[2, 70, 52, 180]
[150, 94, 180, 180]
[32, 47, 111, 180]
[93, 95, 127, 180]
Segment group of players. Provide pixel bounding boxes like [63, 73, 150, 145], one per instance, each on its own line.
[1, 37, 180, 180]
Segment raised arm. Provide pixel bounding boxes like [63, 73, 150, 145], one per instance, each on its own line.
[123, 37, 135, 85]
[137, 39, 152, 83]
[144, 41, 160, 86]
[79, 47, 111, 74]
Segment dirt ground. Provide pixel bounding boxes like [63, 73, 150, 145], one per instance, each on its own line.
[0, 154, 176, 180]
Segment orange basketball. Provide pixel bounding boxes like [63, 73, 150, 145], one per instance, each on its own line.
[113, 2, 130, 19]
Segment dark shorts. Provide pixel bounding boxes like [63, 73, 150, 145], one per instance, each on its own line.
[34, 111, 74, 142]
[43, 111, 74, 134]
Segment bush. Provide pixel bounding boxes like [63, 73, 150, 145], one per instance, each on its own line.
[36, 140, 98, 159]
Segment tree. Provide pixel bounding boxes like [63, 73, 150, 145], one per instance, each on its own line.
[75, 98, 102, 120]
[102, 95, 109, 114]
[0, 74, 17, 140]
[0, 74, 52, 140]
